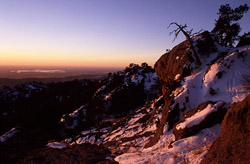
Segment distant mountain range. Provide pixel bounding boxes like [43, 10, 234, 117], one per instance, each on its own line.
[0, 74, 106, 89]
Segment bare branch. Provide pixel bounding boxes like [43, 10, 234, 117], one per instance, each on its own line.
[168, 22, 202, 65]
[191, 29, 204, 37]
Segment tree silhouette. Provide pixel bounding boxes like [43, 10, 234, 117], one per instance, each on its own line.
[212, 4, 249, 47]
[168, 22, 202, 65]
[237, 32, 250, 47]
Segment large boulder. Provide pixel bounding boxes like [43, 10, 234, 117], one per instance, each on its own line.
[154, 40, 192, 96]
[201, 94, 250, 164]
[173, 101, 228, 140]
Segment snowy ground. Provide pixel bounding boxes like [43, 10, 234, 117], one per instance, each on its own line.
[171, 46, 250, 113]
[116, 124, 220, 164]
[63, 95, 164, 154]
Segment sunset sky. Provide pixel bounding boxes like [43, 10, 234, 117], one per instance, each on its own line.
[0, 0, 249, 68]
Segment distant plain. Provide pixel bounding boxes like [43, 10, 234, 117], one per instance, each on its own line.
[0, 65, 121, 88]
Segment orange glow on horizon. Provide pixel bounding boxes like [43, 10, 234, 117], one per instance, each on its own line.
[0, 50, 157, 68]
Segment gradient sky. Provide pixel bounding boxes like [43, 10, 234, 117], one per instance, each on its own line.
[0, 0, 249, 68]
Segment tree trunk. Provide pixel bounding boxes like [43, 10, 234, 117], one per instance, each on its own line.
[173, 23, 202, 66]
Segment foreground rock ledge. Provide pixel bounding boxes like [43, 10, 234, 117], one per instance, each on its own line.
[173, 101, 227, 141]
[201, 94, 250, 164]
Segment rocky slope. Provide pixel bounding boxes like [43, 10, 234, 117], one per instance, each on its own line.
[116, 31, 250, 163]
[58, 31, 250, 163]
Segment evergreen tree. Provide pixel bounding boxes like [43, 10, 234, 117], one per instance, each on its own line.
[237, 32, 250, 47]
[212, 4, 249, 47]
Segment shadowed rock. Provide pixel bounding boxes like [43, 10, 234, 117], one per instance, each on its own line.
[201, 94, 250, 164]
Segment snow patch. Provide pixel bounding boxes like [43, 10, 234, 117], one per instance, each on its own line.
[46, 142, 67, 149]
[176, 102, 224, 130]
[0, 127, 19, 143]
[175, 74, 181, 81]
[144, 72, 158, 91]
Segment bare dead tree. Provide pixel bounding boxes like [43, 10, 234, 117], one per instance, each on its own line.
[168, 22, 202, 65]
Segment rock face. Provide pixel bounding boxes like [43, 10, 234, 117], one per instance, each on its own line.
[145, 32, 217, 148]
[146, 30, 250, 149]
[144, 40, 194, 148]
[201, 94, 250, 164]
[144, 42, 190, 148]
[173, 101, 228, 140]
[154, 40, 191, 95]
[155, 32, 219, 130]
[154, 31, 217, 97]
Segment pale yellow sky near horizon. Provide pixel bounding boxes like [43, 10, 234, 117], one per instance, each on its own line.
[0, 49, 161, 68]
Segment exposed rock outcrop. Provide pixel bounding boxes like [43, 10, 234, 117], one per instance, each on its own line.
[145, 32, 218, 148]
[146, 30, 250, 148]
[201, 94, 250, 164]
[145, 40, 194, 148]
[173, 101, 228, 140]
[155, 41, 191, 96]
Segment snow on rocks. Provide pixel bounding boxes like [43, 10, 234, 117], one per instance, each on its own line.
[202, 47, 250, 102]
[141, 33, 250, 164]
[46, 142, 67, 149]
[60, 105, 87, 129]
[97, 64, 160, 102]
[115, 124, 221, 164]
[69, 105, 86, 118]
[60, 63, 161, 140]
[144, 72, 158, 91]
[171, 46, 250, 114]
[173, 101, 228, 140]
[0, 127, 19, 143]
[64, 95, 164, 154]
[57, 43, 249, 163]
[201, 94, 250, 163]
[0, 82, 46, 103]
[176, 102, 225, 130]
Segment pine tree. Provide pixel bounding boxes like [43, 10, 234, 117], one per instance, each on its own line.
[237, 32, 250, 47]
[212, 4, 249, 47]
